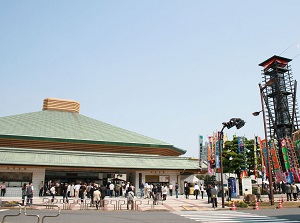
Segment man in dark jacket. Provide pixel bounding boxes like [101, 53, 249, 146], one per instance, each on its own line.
[206, 184, 212, 203]
[99, 185, 106, 207]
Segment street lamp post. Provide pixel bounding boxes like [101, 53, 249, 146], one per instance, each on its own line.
[252, 83, 274, 205]
[219, 118, 245, 208]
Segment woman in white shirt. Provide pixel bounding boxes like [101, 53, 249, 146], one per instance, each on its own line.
[162, 185, 168, 200]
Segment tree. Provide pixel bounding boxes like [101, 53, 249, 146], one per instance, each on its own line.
[222, 137, 262, 179]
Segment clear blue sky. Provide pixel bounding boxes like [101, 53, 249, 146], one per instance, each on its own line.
[1, 1, 300, 157]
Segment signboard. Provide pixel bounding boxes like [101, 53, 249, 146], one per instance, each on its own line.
[242, 177, 252, 194]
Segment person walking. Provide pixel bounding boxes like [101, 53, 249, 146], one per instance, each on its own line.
[184, 182, 190, 199]
[200, 184, 205, 199]
[93, 185, 101, 210]
[194, 183, 200, 200]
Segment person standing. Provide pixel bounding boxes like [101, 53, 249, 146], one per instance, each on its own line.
[21, 183, 27, 206]
[151, 184, 158, 205]
[256, 185, 262, 202]
[69, 182, 75, 197]
[0, 182, 6, 197]
[79, 182, 86, 203]
[157, 184, 162, 200]
[144, 182, 149, 198]
[162, 185, 168, 200]
[228, 184, 232, 201]
[62, 183, 68, 203]
[109, 182, 115, 197]
[127, 188, 135, 210]
[38, 181, 44, 197]
[139, 182, 144, 198]
[89, 184, 96, 206]
[169, 183, 173, 196]
[194, 183, 200, 200]
[291, 183, 298, 201]
[211, 185, 218, 208]
[206, 185, 212, 203]
[285, 183, 292, 201]
[93, 185, 101, 210]
[115, 183, 121, 197]
[74, 182, 81, 200]
[175, 182, 179, 198]
[26, 182, 34, 205]
[50, 184, 56, 203]
[99, 184, 106, 207]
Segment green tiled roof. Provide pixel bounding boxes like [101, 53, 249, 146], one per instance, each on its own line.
[0, 110, 185, 154]
[0, 147, 200, 170]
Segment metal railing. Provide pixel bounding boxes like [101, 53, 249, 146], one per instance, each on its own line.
[0, 203, 60, 223]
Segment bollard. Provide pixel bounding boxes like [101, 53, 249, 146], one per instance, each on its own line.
[254, 199, 259, 210]
[231, 201, 236, 210]
[277, 199, 283, 209]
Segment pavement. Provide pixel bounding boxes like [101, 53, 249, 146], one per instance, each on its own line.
[0, 194, 246, 212]
[0, 194, 292, 212]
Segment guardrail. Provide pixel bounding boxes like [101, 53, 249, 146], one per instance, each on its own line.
[0, 203, 60, 223]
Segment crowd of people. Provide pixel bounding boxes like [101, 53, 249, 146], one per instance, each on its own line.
[255, 181, 300, 202]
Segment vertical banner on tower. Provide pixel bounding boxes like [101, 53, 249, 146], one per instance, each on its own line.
[261, 139, 269, 177]
[207, 137, 212, 175]
[238, 136, 244, 154]
[238, 136, 246, 170]
[199, 135, 203, 171]
[215, 132, 220, 169]
[254, 136, 258, 179]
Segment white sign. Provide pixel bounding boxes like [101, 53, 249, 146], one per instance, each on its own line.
[242, 177, 252, 194]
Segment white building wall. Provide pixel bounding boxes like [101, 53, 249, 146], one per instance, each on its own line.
[134, 170, 182, 194]
[0, 167, 45, 198]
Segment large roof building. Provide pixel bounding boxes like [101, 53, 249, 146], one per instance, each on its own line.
[0, 98, 201, 196]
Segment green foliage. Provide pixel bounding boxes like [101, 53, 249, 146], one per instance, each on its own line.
[239, 201, 248, 208]
[222, 137, 262, 178]
[226, 200, 248, 208]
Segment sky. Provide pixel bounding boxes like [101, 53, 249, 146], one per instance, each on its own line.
[1, 1, 300, 158]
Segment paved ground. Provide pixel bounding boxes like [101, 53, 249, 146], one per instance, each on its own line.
[1, 195, 300, 223]
[1, 194, 234, 211]
[1, 193, 283, 211]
